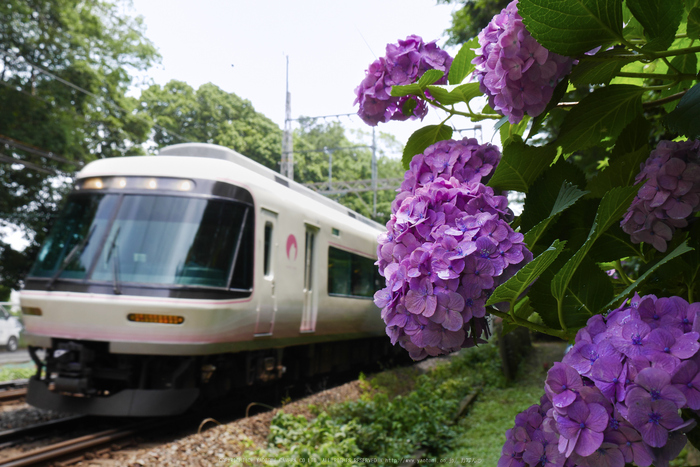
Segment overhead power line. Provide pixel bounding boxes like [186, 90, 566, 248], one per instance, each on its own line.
[0, 151, 55, 174]
[0, 47, 190, 144]
[0, 134, 80, 168]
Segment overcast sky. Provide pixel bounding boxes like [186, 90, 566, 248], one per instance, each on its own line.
[127, 0, 495, 155]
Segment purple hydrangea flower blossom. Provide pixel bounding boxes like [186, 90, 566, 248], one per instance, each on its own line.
[605, 425, 654, 467]
[556, 401, 609, 457]
[591, 356, 627, 402]
[375, 139, 530, 359]
[355, 35, 453, 126]
[670, 360, 700, 410]
[545, 363, 583, 409]
[621, 139, 700, 252]
[625, 367, 686, 409]
[472, 0, 575, 123]
[627, 397, 684, 447]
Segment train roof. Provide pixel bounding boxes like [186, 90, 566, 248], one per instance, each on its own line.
[75, 143, 386, 234]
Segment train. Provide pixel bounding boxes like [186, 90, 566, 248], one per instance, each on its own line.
[19, 143, 394, 416]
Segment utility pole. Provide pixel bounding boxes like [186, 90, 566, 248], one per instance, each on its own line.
[281, 56, 294, 180]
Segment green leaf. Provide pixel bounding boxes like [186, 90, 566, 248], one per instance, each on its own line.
[569, 58, 627, 88]
[448, 38, 478, 85]
[518, 0, 624, 56]
[520, 159, 587, 232]
[425, 86, 463, 105]
[487, 239, 567, 306]
[426, 83, 483, 106]
[502, 298, 535, 335]
[449, 82, 483, 103]
[590, 224, 643, 262]
[666, 83, 700, 139]
[391, 70, 445, 98]
[689, 7, 700, 39]
[524, 182, 588, 248]
[528, 77, 570, 141]
[627, 0, 683, 51]
[487, 138, 557, 192]
[557, 85, 644, 154]
[611, 113, 652, 158]
[586, 145, 648, 197]
[418, 69, 444, 88]
[402, 125, 453, 169]
[550, 185, 639, 308]
[391, 83, 423, 98]
[500, 116, 531, 148]
[601, 240, 694, 312]
[661, 53, 698, 112]
[532, 254, 614, 331]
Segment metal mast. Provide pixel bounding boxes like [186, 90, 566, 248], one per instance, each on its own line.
[281, 56, 294, 180]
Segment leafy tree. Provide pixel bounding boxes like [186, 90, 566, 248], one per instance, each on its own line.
[139, 81, 282, 171]
[437, 0, 510, 45]
[292, 119, 404, 224]
[0, 0, 159, 290]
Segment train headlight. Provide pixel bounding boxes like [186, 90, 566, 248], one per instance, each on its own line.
[147, 179, 158, 189]
[82, 178, 104, 190]
[127, 313, 185, 325]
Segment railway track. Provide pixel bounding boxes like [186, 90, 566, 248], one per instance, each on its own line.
[0, 380, 28, 405]
[0, 418, 166, 467]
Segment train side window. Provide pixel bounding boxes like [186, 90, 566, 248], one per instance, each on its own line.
[263, 222, 273, 277]
[328, 246, 375, 298]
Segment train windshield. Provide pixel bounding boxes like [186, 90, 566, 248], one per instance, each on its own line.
[30, 193, 251, 289]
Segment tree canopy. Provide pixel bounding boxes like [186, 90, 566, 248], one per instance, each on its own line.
[140, 81, 283, 171]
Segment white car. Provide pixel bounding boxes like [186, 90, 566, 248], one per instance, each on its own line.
[0, 304, 22, 352]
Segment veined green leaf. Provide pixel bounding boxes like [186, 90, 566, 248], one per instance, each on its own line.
[524, 182, 588, 248]
[628, 0, 683, 51]
[448, 38, 478, 85]
[518, 0, 624, 56]
[487, 138, 557, 192]
[666, 83, 700, 139]
[586, 145, 648, 198]
[550, 185, 639, 308]
[426, 82, 483, 106]
[402, 125, 453, 169]
[418, 69, 444, 87]
[601, 240, 694, 312]
[487, 239, 566, 306]
[569, 58, 627, 88]
[557, 85, 644, 154]
[391, 83, 422, 98]
[689, 8, 700, 39]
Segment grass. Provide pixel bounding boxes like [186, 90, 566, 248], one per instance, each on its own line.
[0, 366, 35, 381]
[443, 341, 566, 465]
[238, 341, 558, 466]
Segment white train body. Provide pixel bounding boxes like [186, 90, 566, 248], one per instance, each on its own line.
[20, 143, 390, 416]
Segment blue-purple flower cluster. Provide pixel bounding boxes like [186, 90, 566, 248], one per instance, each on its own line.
[354, 35, 453, 126]
[621, 139, 700, 252]
[374, 138, 532, 360]
[472, 0, 575, 124]
[500, 293, 700, 467]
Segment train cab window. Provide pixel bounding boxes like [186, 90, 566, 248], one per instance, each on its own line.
[31, 193, 254, 291]
[327, 247, 381, 298]
[263, 222, 273, 277]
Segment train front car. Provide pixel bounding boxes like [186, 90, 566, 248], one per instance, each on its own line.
[20, 144, 388, 416]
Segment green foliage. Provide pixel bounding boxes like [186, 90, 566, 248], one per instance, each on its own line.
[402, 125, 453, 169]
[437, 0, 511, 45]
[246, 345, 504, 466]
[0, 366, 35, 382]
[518, 0, 624, 56]
[140, 81, 282, 170]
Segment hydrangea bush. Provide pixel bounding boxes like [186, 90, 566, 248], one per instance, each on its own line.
[355, 0, 700, 464]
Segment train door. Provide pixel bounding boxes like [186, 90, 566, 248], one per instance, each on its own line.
[255, 209, 277, 336]
[300, 224, 318, 332]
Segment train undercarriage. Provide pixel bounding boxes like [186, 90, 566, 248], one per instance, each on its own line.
[26, 336, 402, 417]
